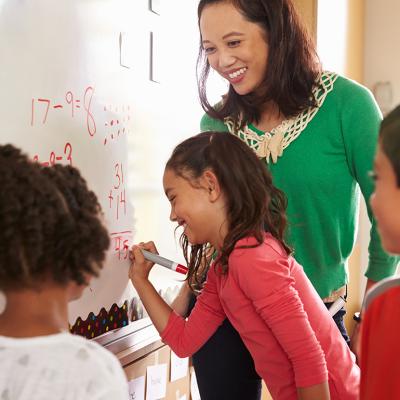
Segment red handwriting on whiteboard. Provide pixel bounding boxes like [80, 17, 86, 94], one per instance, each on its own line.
[108, 162, 127, 220]
[33, 142, 73, 166]
[110, 230, 133, 260]
[83, 86, 96, 136]
[30, 86, 96, 137]
[103, 104, 132, 146]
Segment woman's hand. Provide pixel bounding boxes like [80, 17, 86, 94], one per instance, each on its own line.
[129, 241, 158, 284]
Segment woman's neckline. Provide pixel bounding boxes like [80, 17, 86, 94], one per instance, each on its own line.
[247, 119, 289, 136]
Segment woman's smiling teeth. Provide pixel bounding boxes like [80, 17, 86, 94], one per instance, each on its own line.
[228, 67, 247, 79]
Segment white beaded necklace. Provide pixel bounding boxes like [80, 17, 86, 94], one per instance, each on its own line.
[224, 71, 339, 163]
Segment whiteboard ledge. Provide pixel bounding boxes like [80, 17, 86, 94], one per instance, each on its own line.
[92, 317, 162, 365]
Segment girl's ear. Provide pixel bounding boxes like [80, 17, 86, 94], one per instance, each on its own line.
[202, 170, 222, 202]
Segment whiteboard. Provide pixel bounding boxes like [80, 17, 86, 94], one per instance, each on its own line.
[0, 0, 138, 326]
[0, 0, 203, 335]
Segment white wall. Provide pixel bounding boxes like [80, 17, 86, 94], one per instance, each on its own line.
[128, 0, 204, 271]
[317, 0, 348, 75]
[364, 0, 400, 114]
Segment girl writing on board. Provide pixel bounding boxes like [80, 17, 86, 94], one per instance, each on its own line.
[0, 145, 128, 400]
[130, 131, 359, 400]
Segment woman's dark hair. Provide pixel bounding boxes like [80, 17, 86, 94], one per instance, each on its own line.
[197, 0, 321, 127]
[379, 105, 400, 186]
[0, 144, 110, 290]
[165, 131, 291, 290]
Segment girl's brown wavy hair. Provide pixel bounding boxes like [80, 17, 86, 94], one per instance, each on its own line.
[165, 131, 291, 291]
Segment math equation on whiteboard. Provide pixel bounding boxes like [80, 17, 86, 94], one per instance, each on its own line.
[29, 86, 132, 147]
[30, 86, 96, 136]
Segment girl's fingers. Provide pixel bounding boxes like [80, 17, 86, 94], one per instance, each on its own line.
[137, 241, 158, 254]
[128, 246, 142, 265]
[146, 241, 158, 254]
[130, 242, 158, 265]
[134, 241, 159, 256]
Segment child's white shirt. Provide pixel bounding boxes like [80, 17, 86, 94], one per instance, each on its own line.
[0, 332, 128, 400]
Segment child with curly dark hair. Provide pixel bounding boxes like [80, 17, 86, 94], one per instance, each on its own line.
[0, 144, 128, 400]
[130, 131, 359, 400]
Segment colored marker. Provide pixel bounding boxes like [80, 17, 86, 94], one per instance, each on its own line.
[141, 249, 188, 275]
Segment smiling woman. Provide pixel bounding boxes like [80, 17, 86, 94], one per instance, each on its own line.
[200, 6, 269, 97]
[197, 0, 320, 132]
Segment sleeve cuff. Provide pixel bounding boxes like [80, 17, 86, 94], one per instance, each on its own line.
[295, 371, 329, 388]
[365, 258, 399, 282]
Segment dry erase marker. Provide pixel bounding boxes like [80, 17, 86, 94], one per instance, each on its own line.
[141, 249, 188, 275]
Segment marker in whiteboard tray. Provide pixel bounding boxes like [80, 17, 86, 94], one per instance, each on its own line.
[141, 249, 188, 275]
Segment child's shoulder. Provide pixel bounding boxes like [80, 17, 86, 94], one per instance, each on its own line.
[364, 276, 400, 317]
[0, 332, 122, 375]
[64, 335, 128, 392]
[61, 333, 124, 376]
[226, 235, 297, 287]
[235, 233, 287, 254]
[229, 234, 290, 268]
[0, 333, 127, 398]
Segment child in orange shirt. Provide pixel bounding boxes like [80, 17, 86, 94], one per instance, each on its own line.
[360, 105, 400, 399]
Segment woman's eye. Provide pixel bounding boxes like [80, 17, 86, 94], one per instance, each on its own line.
[228, 40, 241, 47]
[204, 46, 215, 55]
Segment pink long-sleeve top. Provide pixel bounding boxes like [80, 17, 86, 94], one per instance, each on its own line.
[161, 234, 359, 399]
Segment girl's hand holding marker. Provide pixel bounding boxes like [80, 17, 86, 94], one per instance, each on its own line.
[129, 241, 158, 282]
[128, 241, 175, 334]
[129, 241, 188, 284]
